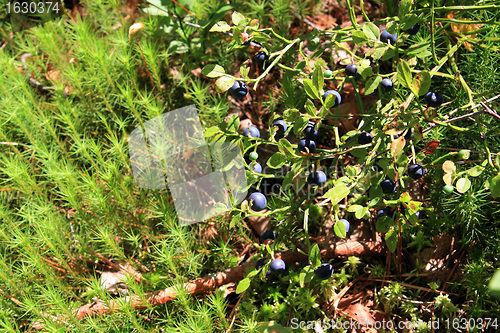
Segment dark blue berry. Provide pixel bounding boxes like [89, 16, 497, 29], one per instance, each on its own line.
[229, 80, 248, 100]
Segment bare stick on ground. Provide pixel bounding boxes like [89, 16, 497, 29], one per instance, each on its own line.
[31, 239, 385, 329]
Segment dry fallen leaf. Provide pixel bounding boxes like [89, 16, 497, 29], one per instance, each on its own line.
[447, 11, 483, 51]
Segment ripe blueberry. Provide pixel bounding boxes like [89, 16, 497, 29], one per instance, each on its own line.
[345, 63, 358, 76]
[249, 151, 259, 161]
[380, 179, 396, 193]
[381, 30, 397, 44]
[303, 122, 318, 139]
[260, 230, 276, 242]
[244, 126, 261, 138]
[380, 78, 393, 92]
[273, 120, 287, 140]
[425, 90, 444, 108]
[338, 219, 350, 233]
[255, 258, 266, 270]
[358, 132, 373, 145]
[298, 139, 316, 153]
[255, 51, 269, 67]
[253, 162, 263, 173]
[248, 192, 267, 211]
[404, 129, 414, 141]
[314, 263, 334, 280]
[377, 207, 394, 218]
[408, 164, 425, 180]
[269, 259, 286, 273]
[322, 90, 341, 107]
[380, 30, 392, 43]
[229, 80, 248, 100]
[307, 171, 327, 186]
[407, 24, 420, 35]
[372, 158, 383, 172]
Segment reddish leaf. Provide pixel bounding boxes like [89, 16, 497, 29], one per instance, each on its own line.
[423, 140, 440, 154]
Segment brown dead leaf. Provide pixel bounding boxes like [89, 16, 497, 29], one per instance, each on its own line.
[46, 70, 62, 82]
[447, 11, 483, 51]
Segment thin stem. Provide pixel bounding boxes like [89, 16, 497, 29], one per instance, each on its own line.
[135, 38, 158, 103]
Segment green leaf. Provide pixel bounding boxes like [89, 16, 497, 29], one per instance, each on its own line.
[399, 0, 412, 17]
[309, 243, 321, 268]
[355, 206, 369, 220]
[226, 39, 243, 52]
[397, 59, 412, 89]
[215, 76, 235, 93]
[278, 138, 295, 157]
[390, 136, 405, 156]
[324, 93, 338, 108]
[367, 45, 390, 60]
[142, 0, 169, 16]
[255, 321, 293, 333]
[365, 76, 382, 95]
[490, 174, 500, 198]
[385, 227, 398, 253]
[168, 40, 189, 54]
[323, 184, 350, 203]
[376, 216, 393, 233]
[386, 21, 398, 35]
[352, 30, 369, 45]
[350, 148, 367, 159]
[251, 32, 270, 43]
[345, 165, 359, 178]
[401, 14, 419, 30]
[467, 165, 484, 177]
[347, 204, 363, 213]
[229, 215, 239, 229]
[381, 48, 396, 61]
[362, 22, 380, 40]
[456, 178, 472, 193]
[210, 21, 231, 32]
[267, 152, 287, 169]
[236, 277, 251, 294]
[411, 71, 431, 96]
[312, 64, 324, 92]
[333, 219, 347, 238]
[231, 11, 246, 26]
[305, 99, 316, 117]
[303, 79, 318, 100]
[204, 126, 220, 138]
[299, 265, 315, 287]
[226, 114, 240, 133]
[293, 116, 309, 136]
[283, 108, 300, 122]
[489, 268, 500, 297]
[202, 64, 226, 78]
[399, 192, 411, 203]
[407, 200, 422, 212]
[395, 154, 409, 166]
[240, 60, 250, 79]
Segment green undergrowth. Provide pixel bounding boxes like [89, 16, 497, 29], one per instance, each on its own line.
[0, 0, 499, 332]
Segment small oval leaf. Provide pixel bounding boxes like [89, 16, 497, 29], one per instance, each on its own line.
[456, 178, 471, 193]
